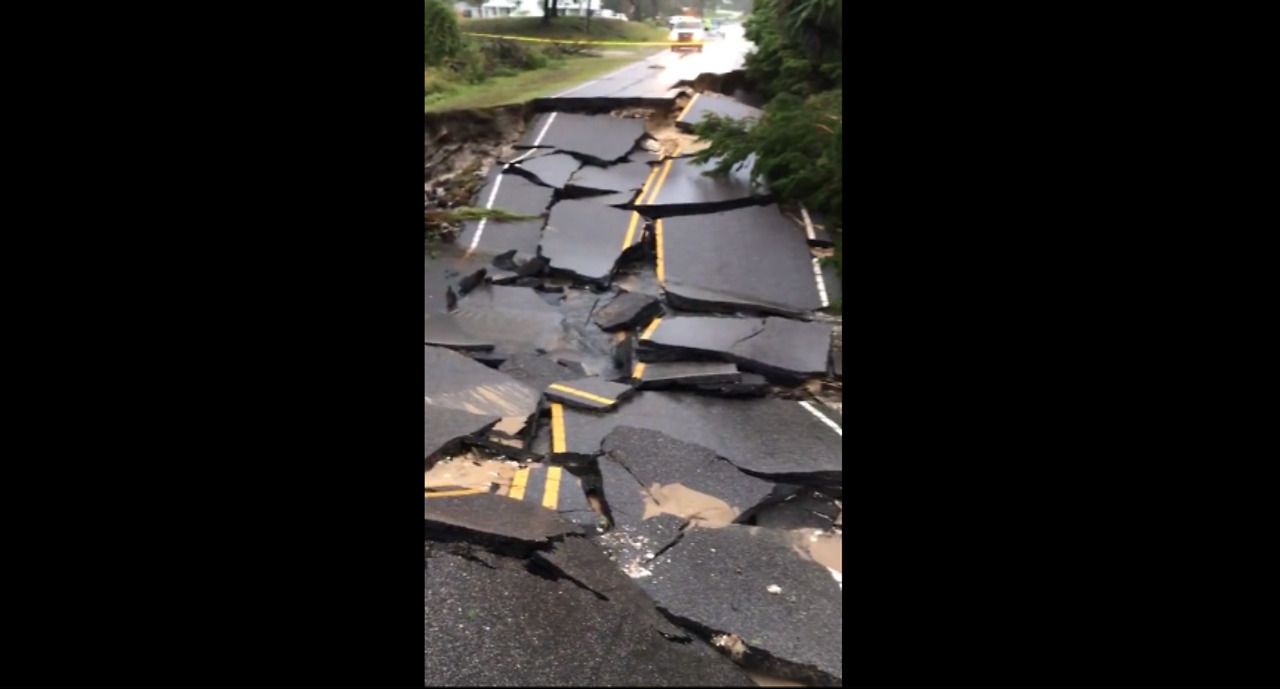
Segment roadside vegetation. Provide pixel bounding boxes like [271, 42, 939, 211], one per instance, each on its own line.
[425, 3, 666, 112]
[688, 0, 843, 297]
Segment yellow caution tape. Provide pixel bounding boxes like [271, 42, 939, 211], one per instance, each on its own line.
[462, 32, 723, 47]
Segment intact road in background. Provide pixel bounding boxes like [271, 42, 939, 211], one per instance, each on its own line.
[551, 24, 752, 100]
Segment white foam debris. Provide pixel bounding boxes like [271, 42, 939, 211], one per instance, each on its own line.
[767, 584, 782, 594]
[828, 567, 841, 590]
[624, 562, 653, 579]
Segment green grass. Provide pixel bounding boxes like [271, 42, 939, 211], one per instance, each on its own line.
[425, 53, 655, 112]
[460, 16, 669, 43]
[426, 207, 541, 223]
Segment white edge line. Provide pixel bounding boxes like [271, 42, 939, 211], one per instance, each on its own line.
[465, 113, 558, 256]
[799, 401, 841, 436]
[799, 204, 816, 242]
[811, 257, 830, 308]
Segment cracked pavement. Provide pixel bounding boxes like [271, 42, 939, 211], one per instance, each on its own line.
[425, 22, 842, 687]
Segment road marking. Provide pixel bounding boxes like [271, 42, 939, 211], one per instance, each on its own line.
[655, 219, 667, 285]
[622, 162, 661, 250]
[639, 317, 663, 340]
[645, 146, 680, 205]
[631, 317, 663, 380]
[550, 403, 567, 453]
[677, 92, 701, 122]
[542, 466, 563, 510]
[799, 204, 816, 242]
[811, 256, 830, 308]
[424, 487, 488, 498]
[509, 466, 531, 500]
[464, 113, 558, 257]
[799, 401, 842, 436]
[547, 383, 616, 407]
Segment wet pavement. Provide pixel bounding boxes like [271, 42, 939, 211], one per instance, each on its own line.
[426, 23, 842, 686]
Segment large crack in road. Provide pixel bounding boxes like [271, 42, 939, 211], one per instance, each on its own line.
[425, 28, 843, 687]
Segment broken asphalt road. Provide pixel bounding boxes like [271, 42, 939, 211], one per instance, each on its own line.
[552, 391, 842, 484]
[639, 315, 833, 384]
[425, 493, 755, 687]
[642, 524, 843, 686]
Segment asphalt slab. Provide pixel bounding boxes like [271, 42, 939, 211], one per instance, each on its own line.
[511, 151, 583, 188]
[601, 426, 778, 520]
[424, 344, 540, 420]
[458, 172, 554, 258]
[556, 391, 843, 484]
[592, 291, 663, 332]
[660, 205, 824, 316]
[451, 284, 567, 354]
[544, 377, 636, 412]
[633, 360, 742, 389]
[677, 92, 763, 132]
[528, 113, 648, 164]
[425, 404, 501, 461]
[541, 200, 638, 284]
[642, 316, 833, 384]
[640, 155, 766, 210]
[498, 353, 577, 392]
[642, 525, 843, 686]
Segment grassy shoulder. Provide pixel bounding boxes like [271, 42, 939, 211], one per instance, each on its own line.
[425, 51, 653, 112]
[460, 16, 669, 43]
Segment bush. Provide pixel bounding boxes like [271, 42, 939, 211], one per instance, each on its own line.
[425, 0, 465, 67]
[691, 89, 842, 231]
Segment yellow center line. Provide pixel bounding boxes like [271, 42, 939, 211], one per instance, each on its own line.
[424, 487, 487, 499]
[550, 403, 567, 454]
[542, 466, 563, 510]
[678, 92, 702, 122]
[508, 466, 531, 501]
[547, 383, 616, 407]
[655, 219, 666, 285]
[632, 361, 647, 380]
[640, 317, 664, 341]
[646, 149, 680, 205]
[621, 163, 662, 250]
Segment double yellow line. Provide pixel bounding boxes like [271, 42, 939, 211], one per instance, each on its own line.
[426, 465, 567, 510]
[627, 144, 682, 283]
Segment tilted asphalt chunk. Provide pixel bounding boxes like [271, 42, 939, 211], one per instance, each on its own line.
[541, 200, 638, 285]
[545, 377, 637, 412]
[642, 524, 843, 686]
[498, 353, 577, 393]
[601, 426, 778, 523]
[557, 391, 842, 485]
[641, 316, 832, 385]
[425, 532, 754, 686]
[424, 345, 539, 421]
[592, 291, 663, 332]
[424, 403, 500, 463]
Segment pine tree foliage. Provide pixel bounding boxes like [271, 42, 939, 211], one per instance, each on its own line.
[425, 0, 465, 67]
[692, 0, 843, 279]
